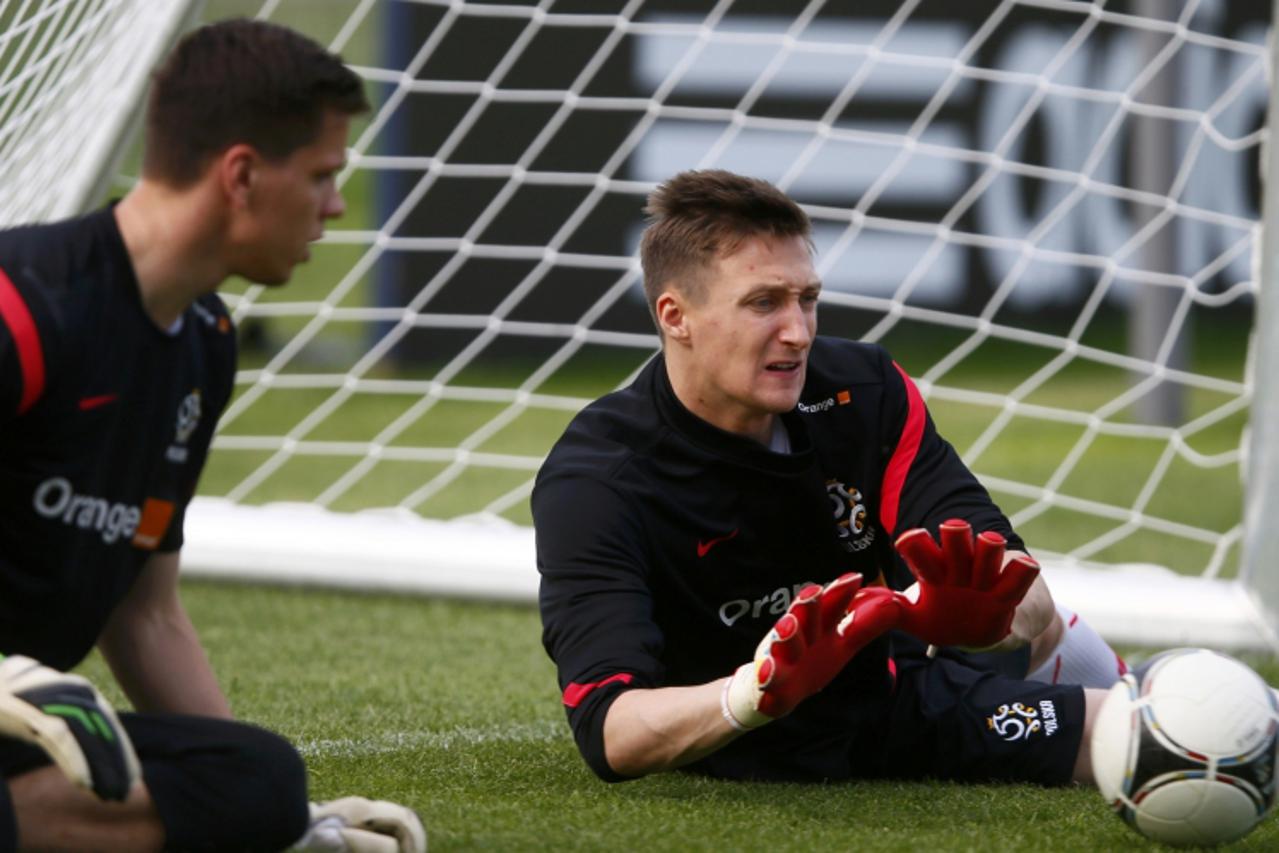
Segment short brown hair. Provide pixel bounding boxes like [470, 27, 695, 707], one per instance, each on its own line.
[143, 18, 370, 186]
[639, 169, 812, 328]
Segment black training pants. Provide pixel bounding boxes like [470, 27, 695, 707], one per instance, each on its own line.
[0, 712, 308, 852]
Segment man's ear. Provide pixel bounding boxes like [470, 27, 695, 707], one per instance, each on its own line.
[217, 144, 259, 208]
[655, 289, 690, 344]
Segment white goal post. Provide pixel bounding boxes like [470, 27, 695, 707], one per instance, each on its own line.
[2, 0, 1276, 651]
[1244, 0, 1279, 651]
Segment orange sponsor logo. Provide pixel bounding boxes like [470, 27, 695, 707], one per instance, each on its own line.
[131, 498, 175, 550]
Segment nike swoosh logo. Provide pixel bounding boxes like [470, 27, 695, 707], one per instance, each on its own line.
[697, 528, 739, 558]
[78, 393, 119, 411]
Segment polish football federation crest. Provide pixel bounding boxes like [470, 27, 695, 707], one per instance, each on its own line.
[827, 479, 874, 553]
[987, 701, 1059, 742]
[167, 389, 202, 463]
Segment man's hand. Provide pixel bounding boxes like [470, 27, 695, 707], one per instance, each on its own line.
[292, 797, 427, 853]
[893, 519, 1040, 650]
[722, 573, 898, 730]
[0, 654, 140, 801]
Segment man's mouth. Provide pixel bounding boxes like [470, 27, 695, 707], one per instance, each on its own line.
[765, 361, 802, 373]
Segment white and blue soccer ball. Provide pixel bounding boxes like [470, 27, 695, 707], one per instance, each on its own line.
[1091, 648, 1279, 847]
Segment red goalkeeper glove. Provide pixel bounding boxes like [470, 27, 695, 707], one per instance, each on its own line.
[721, 572, 898, 730]
[893, 518, 1039, 649]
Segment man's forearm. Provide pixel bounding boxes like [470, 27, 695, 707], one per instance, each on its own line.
[1006, 555, 1055, 648]
[600, 574, 897, 778]
[99, 602, 232, 718]
[98, 551, 232, 718]
[602, 680, 741, 778]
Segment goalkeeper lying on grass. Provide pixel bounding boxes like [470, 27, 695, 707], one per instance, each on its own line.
[0, 19, 421, 853]
[533, 169, 1126, 785]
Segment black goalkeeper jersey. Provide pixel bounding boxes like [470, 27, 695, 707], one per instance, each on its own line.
[533, 336, 1022, 782]
[0, 207, 235, 671]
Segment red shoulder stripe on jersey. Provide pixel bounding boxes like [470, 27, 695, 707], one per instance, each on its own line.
[562, 673, 634, 708]
[0, 265, 46, 415]
[879, 361, 925, 536]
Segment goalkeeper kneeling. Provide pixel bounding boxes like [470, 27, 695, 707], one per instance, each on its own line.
[0, 18, 421, 853]
[533, 169, 1123, 787]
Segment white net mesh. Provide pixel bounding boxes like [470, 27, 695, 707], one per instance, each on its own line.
[7, 0, 1275, 643]
[0, 0, 196, 224]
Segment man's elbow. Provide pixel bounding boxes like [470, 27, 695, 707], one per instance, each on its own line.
[568, 708, 655, 781]
[564, 732, 649, 782]
[601, 739, 659, 780]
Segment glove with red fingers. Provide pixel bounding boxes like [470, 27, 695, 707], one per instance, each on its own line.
[893, 518, 1040, 650]
[721, 572, 899, 731]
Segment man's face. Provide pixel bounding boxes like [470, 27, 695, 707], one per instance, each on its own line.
[664, 233, 819, 440]
[234, 109, 351, 284]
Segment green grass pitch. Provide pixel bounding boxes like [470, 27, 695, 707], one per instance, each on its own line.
[77, 582, 1279, 851]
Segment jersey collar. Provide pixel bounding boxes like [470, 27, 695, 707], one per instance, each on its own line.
[649, 353, 813, 476]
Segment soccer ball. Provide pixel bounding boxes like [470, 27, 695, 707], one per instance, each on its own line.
[1091, 648, 1279, 846]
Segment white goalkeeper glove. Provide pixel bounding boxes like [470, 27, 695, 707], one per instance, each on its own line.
[290, 797, 427, 853]
[0, 654, 140, 801]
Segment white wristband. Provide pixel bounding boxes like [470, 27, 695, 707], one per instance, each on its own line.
[720, 676, 752, 732]
[721, 664, 771, 732]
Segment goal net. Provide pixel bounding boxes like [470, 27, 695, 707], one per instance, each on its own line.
[0, 0, 198, 224]
[6, 0, 1276, 650]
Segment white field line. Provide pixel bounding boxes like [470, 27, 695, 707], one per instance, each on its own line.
[296, 720, 566, 759]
